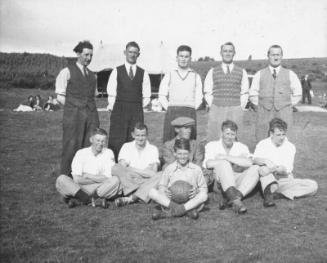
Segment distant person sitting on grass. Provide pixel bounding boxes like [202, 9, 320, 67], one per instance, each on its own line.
[13, 95, 35, 112]
[33, 95, 43, 111]
[253, 118, 318, 207]
[55, 128, 121, 208]
[112, 122, 162, 207]
[149, 138, 208, 220]
[43, 95, 60, 111]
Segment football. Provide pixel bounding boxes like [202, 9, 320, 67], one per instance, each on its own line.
[169, 180, 193, 204]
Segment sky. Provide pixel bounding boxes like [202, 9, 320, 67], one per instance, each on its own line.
[0, 0, 327, 60]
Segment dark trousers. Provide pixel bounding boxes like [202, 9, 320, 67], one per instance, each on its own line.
[302, 89, 312, 104]
[162, 106, 197, 143]
[60, 106, 99, 175]
[108, 101, 144, 160]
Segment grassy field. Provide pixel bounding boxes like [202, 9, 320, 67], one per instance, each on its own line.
[1, 86, 327, 263]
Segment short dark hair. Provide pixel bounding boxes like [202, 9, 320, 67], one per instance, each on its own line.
[267, 45, 283, 56]
[269, 118, 287, 133]
[134, 122, 148, 133]
[177, 45, 192, 55]
[73, 41, 93, 53]
[174, 138, 190, 152]
[221, 120, 238, 132]
[91, 127, 108, 137]
[126, 41, 140, 51]
[220, 42, 235, 52]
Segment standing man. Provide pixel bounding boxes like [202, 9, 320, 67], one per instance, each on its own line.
[253, 118, 318, 207]
[301, 74, 312, 104]
[204, 42, 249, 142]
[249, 45, 302, 143]
[107, 41, 151, 160]
[159, 45, 203, 142]
[56, 41, 99, 177]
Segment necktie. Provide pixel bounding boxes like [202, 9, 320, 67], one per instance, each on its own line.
[272, 69, 277, 80]
[227, 65, 231, 74]
[129, 66, 134, 79]
[83, 66, 88, 77]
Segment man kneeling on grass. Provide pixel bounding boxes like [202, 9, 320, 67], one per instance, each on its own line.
[112, 122, 161, 206]
[253, 118, 318, 207]
[149, 138, 208, 220]
[55, 128, 121, 208]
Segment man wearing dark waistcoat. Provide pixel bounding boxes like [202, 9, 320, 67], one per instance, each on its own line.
[106, 41, 151, 160]
[204, 42, 249, 142]
[249, 45, 302, 143]
[56, 41, 99, 176]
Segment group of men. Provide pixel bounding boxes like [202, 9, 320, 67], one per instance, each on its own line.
[54, 40, 318, 220]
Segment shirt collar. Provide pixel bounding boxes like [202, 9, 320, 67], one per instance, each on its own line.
[76, 62, 87, 73]
[88, 146, 104, 156]
[174, 67, 193, 72]
[221, 62, 234, 71]
[125, 62, 137, 72]
[173, 161, 194, 171]
[269, 137, 289, 147]
[269, 65, 281, 74]
[218, 139, 234, 153]
[133, 140, 149, 150]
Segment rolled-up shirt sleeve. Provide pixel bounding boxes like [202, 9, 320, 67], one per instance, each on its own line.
[204, 68, 213, 107]
[240, 69, 249, 109]
[249, 71, 261, 105]
[55, 67, 70, 96]
[158, 73, 170, 110]
[289, 70, 302, 105]
[195, 73, 203, 109]
[143, 71, 151, 107]
[107, 68, 118, 110]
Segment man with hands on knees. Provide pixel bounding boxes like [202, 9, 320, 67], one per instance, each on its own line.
[55, 128, 121, 208]
[149, 138, 208, 220]
[253, 118, 318, 207]
[203, 120, 259, 214]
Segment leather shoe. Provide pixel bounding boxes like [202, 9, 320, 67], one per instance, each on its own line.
[232, 199, 247, 214]
[67, 198, 81, 208]
[186, 209, 199, 220]
[263, 184, 276, 208]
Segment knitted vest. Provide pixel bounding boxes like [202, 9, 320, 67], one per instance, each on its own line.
[259, 67, 291, 110]
[168, 70, 197, 108]
[116, 65, 144, 103]
[65, 63, 97, 111]
[212, 64, 243, 107]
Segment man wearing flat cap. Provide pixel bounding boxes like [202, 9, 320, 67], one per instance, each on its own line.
[56, 40, 99, 177]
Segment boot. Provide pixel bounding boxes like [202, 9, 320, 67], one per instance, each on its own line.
[213, 181, 228, 210]
[263, 183, 277, 208]
[225, 187, 247, 214]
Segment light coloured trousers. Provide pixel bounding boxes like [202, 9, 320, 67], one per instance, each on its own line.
[213, 160, 259, 197]
[112, 165, 162, 203]
[260, 174, 318, 200]
[55, 174, 121, 199]
[206, 105, 244, 142]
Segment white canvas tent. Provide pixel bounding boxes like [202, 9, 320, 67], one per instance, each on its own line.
[89, 41, 176, 74]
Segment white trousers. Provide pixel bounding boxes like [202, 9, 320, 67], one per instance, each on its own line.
[260, 174, 318, 200]
[55, 174, 121, 199]
[213, 160, 259, 197]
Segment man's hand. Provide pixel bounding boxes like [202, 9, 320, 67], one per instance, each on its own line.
[165, 189, 172, 199]
[106, 105, 112, 112]
[258, 166, 276, 177]
[215, 154, 227, 160]
[188, 187, 199, 199]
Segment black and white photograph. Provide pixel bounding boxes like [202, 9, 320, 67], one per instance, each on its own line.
[0, 0, 327, 262]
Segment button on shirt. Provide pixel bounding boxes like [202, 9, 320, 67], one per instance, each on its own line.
[204, 63, 249, 109]
[55, 62, 90, 96]
[253, 137, 295, 174]
[249, 65, 302, 106]
[159, 161, 207, 191]
[203, 139, 250, 169]
[118, 141, 159, 169]
[106, 62, 151, 110]
[71, 147, 116, 180]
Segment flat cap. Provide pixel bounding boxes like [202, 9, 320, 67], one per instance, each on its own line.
[171, 117, 195, 127]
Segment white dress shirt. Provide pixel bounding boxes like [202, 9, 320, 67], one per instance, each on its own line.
[249, 65, 302, 106]
[204, 63, 249, 109]
[71, 147, 116, 180]
[118, 140, 159, 170]
[55, 62, 90, 96]
[106, 62, 151, 110]
[158, 68, 203, 110]
[253, 137, 296, 174]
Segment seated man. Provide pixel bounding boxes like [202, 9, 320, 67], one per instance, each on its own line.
[203, 120, 259, 214]
[253, 118, 318, 207]
[55, 128, 121, 208]
[149, 138, 208, 220]
[113, 122, 161, 206]
[161, 117, 215, 187]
